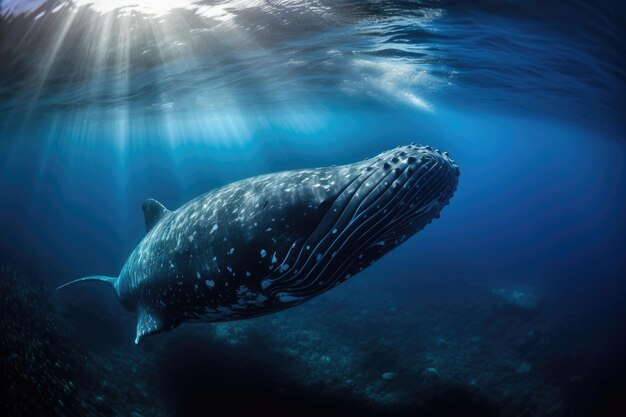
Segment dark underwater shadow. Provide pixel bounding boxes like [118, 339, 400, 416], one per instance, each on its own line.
[152, 331, 376, 417]
[151, 330, 498, 417]
[58, 290, 135, 349]
[412, 384, 498, 417]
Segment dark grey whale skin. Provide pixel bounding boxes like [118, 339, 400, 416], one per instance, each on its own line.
[59, 144, 460, 344]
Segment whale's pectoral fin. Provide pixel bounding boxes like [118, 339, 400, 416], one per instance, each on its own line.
[142, 198, 171, 232]
[135, 305, 178, 345]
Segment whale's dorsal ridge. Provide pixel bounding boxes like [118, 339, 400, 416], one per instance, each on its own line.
[142, 198, 171, 232]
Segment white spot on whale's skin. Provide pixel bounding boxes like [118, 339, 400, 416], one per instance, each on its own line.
[261, 279, 272, 289]
[279, 264, 290, 272]
[245, 271, 252, 277]
[277, 293, 301, 303]
[196, 272, 201, 279]
[260, 249, 267, 258]
[271, 253, 277, 264]
[228, 248, 235, 255]
[205, 280, 215, 288]
[210, 224, 218, 234]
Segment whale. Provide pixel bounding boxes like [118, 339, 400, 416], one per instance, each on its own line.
[58, 144, 460, 344]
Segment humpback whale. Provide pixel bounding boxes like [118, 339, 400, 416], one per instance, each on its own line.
[59, 144, 460, 344]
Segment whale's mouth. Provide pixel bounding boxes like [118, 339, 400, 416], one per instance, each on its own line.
[264, 144, 459, 300]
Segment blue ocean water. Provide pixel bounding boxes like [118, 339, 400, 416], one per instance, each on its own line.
[0, 1, 624, 416]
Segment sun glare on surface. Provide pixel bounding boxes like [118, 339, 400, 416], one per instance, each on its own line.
[0, 0, 439, 153]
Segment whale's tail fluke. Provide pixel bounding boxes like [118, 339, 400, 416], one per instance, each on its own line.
[57, 275, 118, 292]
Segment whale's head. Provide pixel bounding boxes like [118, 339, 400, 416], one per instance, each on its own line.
[331, 144, 460, 265]
[266, 144, 459, 301]
[347, 144, 460, 243]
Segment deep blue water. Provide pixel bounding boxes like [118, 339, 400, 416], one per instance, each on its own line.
[0, 1, 625, 416]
